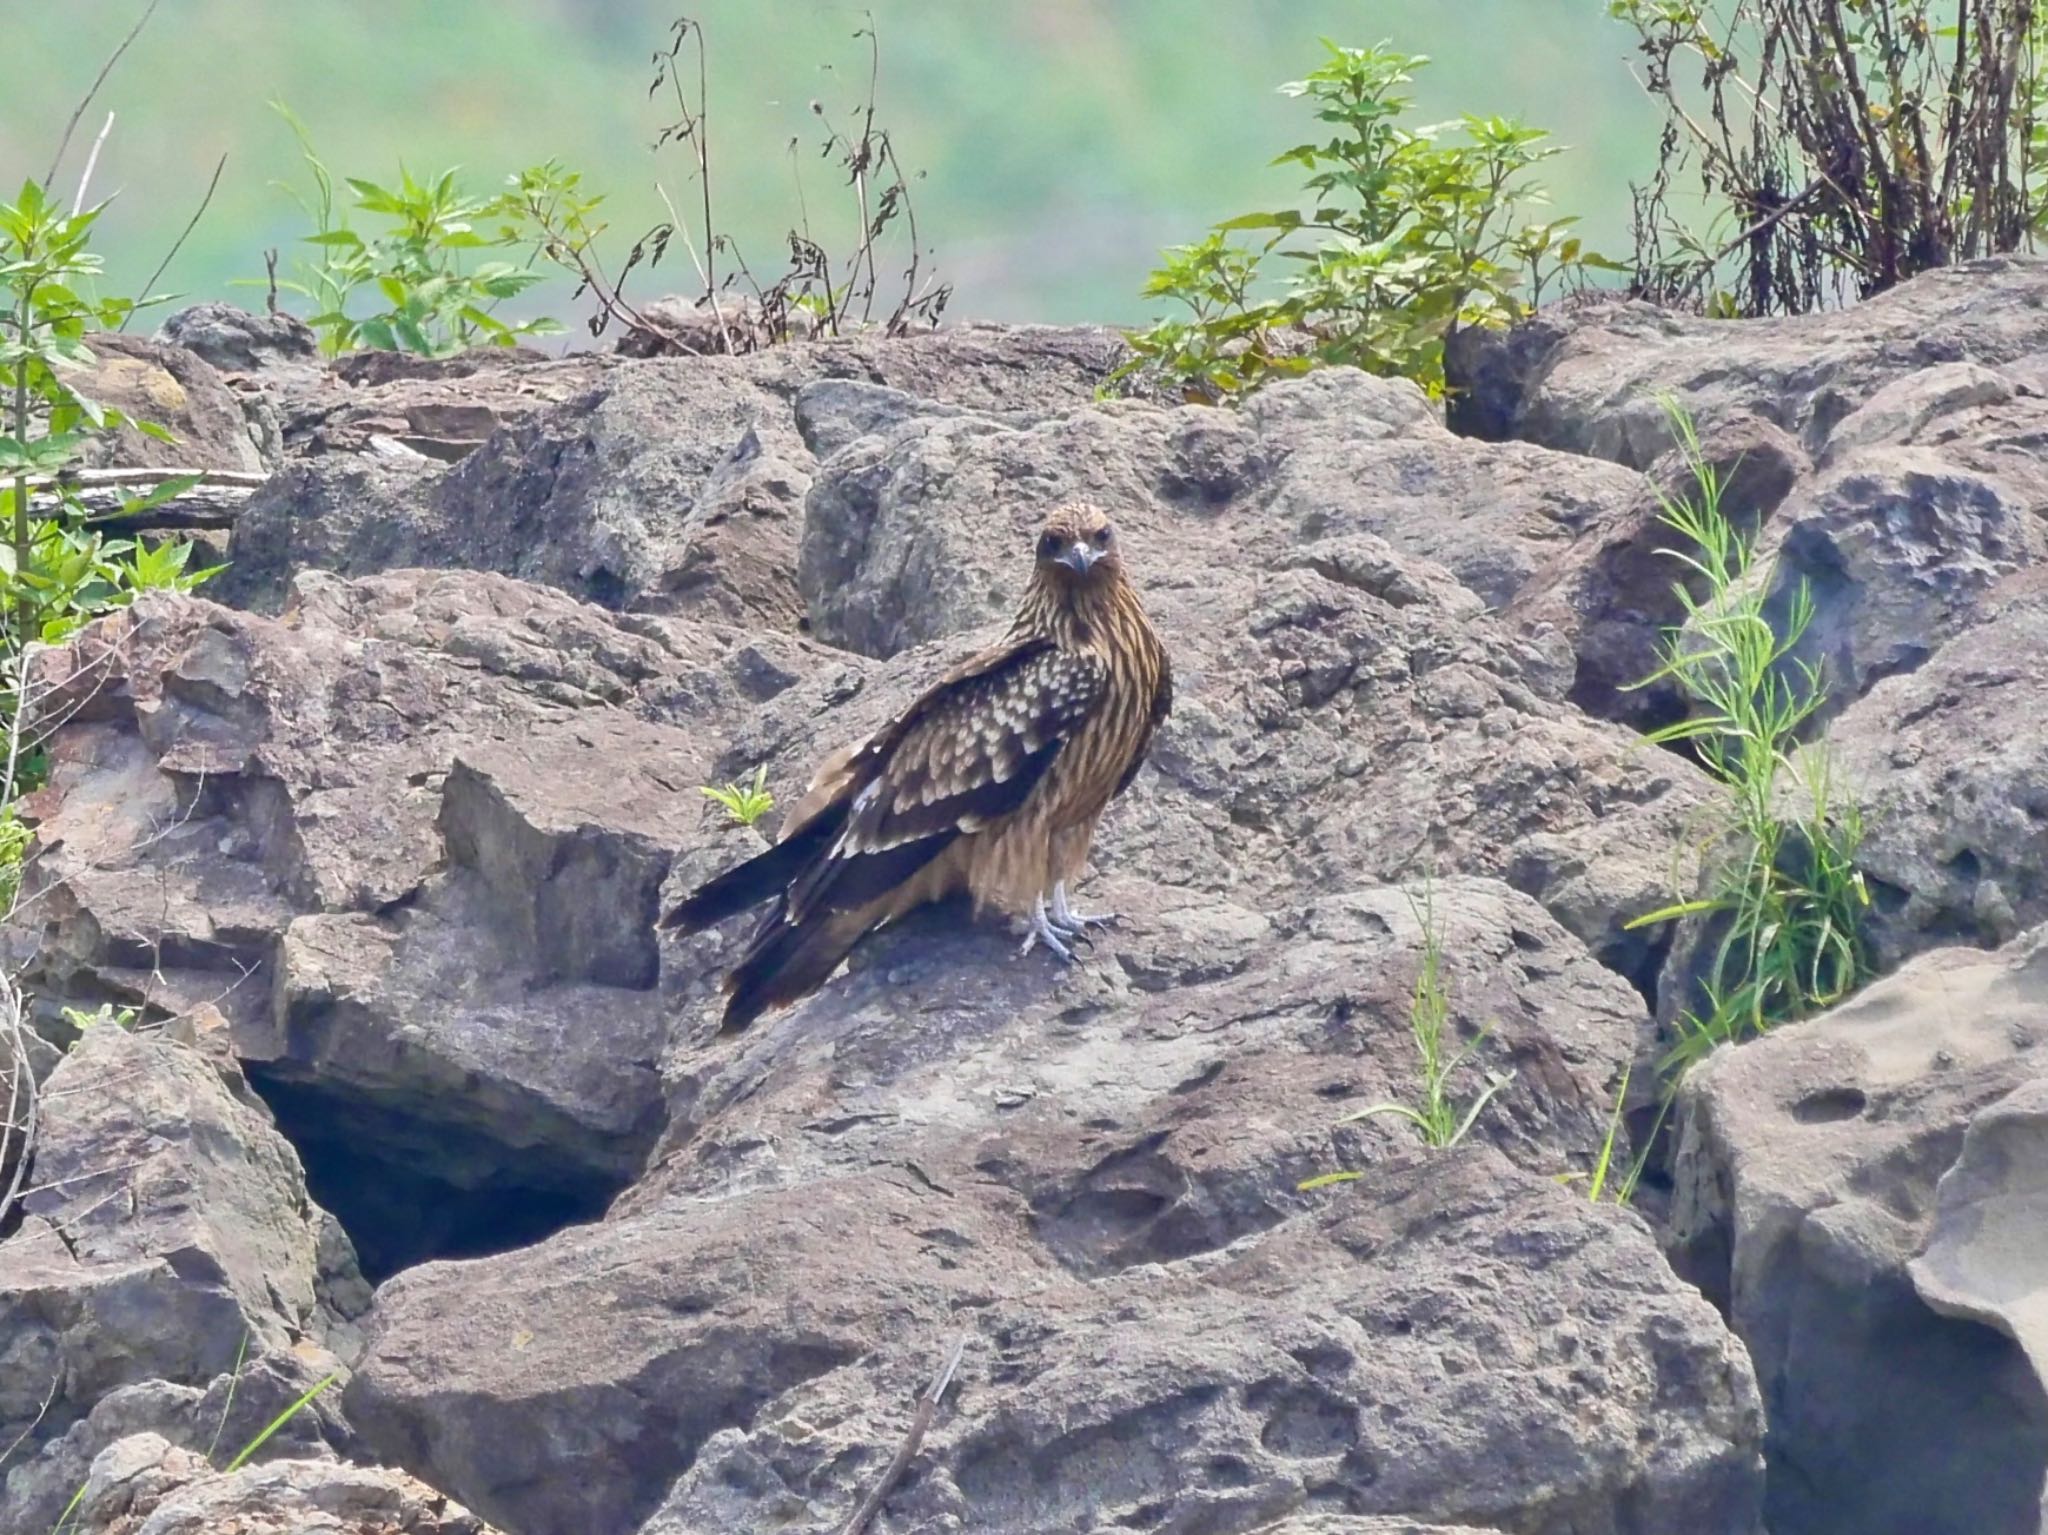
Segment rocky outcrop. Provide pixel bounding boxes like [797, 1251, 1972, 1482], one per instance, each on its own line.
[1670, 926, 2048, 1535]
[52, 1431, 499, 1535]
[1447, 254, 2048, 465]
[356, 1147, 1759, 1535]
[19, 260, 2048, 1535]
[215, 324, 1124, 617]
[0, 1026, 360, 1530]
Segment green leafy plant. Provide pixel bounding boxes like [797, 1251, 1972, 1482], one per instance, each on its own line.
[0, 178, 223, 763]
[701, 764, 774, 827]
[1613, 0, 2048, 314]
[0, 806, 29, 914]
[262, 102, 558, 358]
[60, 1003, 137, 1037]
[1113, 41, 1619, 401]
[1624, 401, 1871, 1069]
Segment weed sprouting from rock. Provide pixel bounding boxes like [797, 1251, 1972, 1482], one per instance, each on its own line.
[1625, 400, 1872, 1070]
[1303, 884, 1516, 1187]
[702, 764, 775, 828]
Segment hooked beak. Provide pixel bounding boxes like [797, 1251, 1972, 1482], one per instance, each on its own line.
[1055, 541, 1102, 575]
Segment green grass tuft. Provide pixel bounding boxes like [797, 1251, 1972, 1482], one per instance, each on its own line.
[1624, 397, 1872, 1071]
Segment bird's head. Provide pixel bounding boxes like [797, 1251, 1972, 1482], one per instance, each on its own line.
[1032, 502, 1123, 589]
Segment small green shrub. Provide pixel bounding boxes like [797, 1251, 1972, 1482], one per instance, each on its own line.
[1625, 401, 1871, 1069]
[0, 808, 29, 914]
[0, 179, 223, 681]
[701, 765, 774, 827]
[263, 102, 559, 358]
[1113, 41, 1618, 401]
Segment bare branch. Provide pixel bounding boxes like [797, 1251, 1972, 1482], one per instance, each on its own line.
[42, 0, 163, 191]
[122, 152, 229, 330]
[71, 112, 115, 217]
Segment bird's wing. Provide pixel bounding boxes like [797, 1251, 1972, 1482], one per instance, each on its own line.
[1113, 647, 1173, 799]
[785, 637, 1108, 919]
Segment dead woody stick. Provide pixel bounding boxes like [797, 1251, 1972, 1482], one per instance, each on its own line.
[838, 1334, 969, 1535]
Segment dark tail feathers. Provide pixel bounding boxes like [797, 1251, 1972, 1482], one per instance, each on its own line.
[718, 903, 867, 1033]
[659, 802, 846, 935]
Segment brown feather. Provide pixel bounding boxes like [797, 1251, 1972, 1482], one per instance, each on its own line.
[667, 501, 1171, 1030]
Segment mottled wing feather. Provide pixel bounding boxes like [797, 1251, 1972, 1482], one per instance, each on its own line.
[1113, 647, 1174, 799]
[786, 644, 1107, 919]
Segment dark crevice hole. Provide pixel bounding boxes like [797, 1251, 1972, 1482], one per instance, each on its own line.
[247, 1067, 630, 1283]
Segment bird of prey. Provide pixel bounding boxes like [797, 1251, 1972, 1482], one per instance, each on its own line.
[662, 501, 1172, 1032]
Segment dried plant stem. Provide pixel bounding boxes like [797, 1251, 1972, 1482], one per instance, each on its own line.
[838, 1335, 968, 1535]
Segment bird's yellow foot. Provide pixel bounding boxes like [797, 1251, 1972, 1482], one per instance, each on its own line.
[1020, 894, 1078, 963]
[1049, 880, 1115, 938]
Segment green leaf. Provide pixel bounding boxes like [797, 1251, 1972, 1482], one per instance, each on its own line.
[117, 475, 204, 517]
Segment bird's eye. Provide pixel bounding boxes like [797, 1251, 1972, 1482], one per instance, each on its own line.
[1037, 533, 1060, 558]
[1092, 526, 1112, 547]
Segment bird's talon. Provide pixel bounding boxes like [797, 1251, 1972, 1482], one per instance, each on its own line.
[1049, 882, 1117, 935]
[1022, 896, 1076, 963]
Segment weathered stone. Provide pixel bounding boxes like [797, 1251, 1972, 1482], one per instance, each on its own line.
[356, 1145, 1759, 1535]
[56, 1431, 499, 1535]
[6, 570, 828, 1280]
[1507, 413, 1807, 732]
[1759, 446, 2047, 717]
[1448, 255, 2048, 466]
[1671, 926, 2048, 1535]
[156, 303, 320, 379]
[0, 1028, 362, 1530]
[75, 332, 266, 474]
[1821, 570, 2048, 967]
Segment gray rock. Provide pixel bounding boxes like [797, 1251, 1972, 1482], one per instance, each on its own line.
[1817, 360, 2018, 467]
[56, 1430, 499, 1534]
[356, 1144, 1759, 1535]
[220, 326, 1125, 625]
[1760, 446, 2047, 718]
[1912, 1076, 2048, 1441]
[1670, 926, 2048, 1535]
[1822, 570, 2048, 966]
[156, 303, 320, 378]
[8, 570, 826, 1278]
[1506, 413, 1808, 732]
[798, 370, 1645, 660]
[1449, 254, 2048, 466]
[0, 1027, 360, 1529]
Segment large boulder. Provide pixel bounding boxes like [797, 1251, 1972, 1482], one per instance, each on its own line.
[1820, 570, 2048, 967]
[354, 1144, 1760, 1535]
[1670, 924, 2048, 1535]
[74, 331, 268, 474]
[217, 324, 1125, 621]
[0, 1027, 361, 1531]
[1447, 254, 2048, 466]
[8, 570, 826, 1279]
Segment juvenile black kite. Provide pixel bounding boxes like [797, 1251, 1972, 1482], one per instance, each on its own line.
[662, 502, 1172, 1031]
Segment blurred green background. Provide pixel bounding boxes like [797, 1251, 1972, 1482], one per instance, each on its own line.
[5, 1, 1662, 333]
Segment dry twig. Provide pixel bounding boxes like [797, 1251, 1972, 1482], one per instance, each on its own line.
[42, 0, 162, 190]
[838, 1335, 968, 1535]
